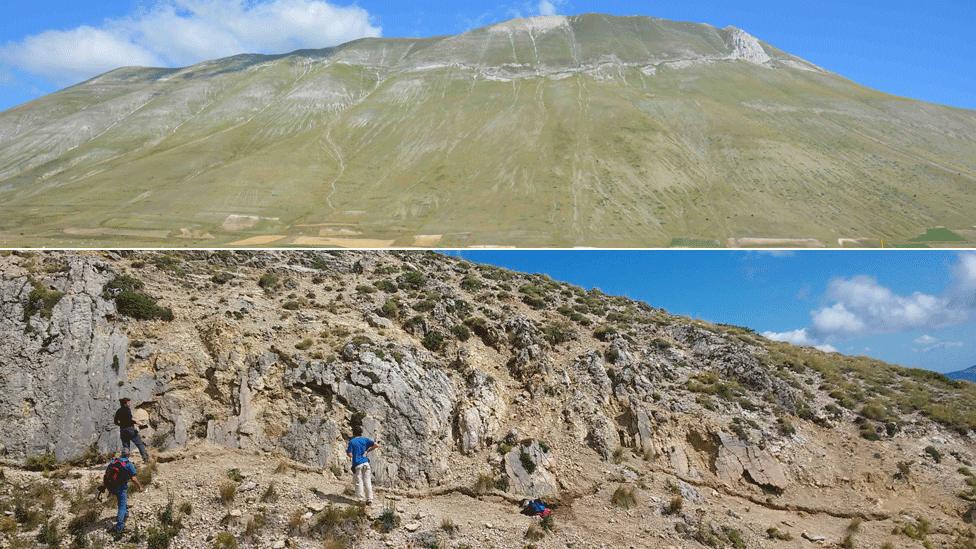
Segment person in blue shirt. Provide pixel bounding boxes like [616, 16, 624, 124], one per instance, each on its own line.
[101, 450, 143, 534]
[345, 425, 379, 505]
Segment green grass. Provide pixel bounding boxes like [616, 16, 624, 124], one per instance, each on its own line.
[909, 227, 966, 243]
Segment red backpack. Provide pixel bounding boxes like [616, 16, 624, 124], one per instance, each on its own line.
[103, 458, 132, 491]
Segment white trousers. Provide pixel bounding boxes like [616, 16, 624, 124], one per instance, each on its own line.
[354, 462, 374, 502]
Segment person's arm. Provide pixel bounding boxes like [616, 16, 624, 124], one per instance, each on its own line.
[365, 441, 379, 454]
[132, 477, 143, 492]
[113, 410, 121, 427]
[345, 440, 353, 459]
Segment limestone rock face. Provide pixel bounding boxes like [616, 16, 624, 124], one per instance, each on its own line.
[504, 440, 558, 498]
[714, 433, 789, 493]
[288, 343, 457, 487]
[0, 255, 146, 460]
[456, 370, 505, 454]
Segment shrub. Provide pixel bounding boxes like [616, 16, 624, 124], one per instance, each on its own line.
[104, 274, 144, 294]
[287, 510, 304, 536]
[257, 273, 278, 290]
[412, 299, 436, 312]
[766, 527, 792, 540]
[25, 452, 57, 472]
[115, 291, 174, 321]
[464, 317, 498, 346]
[543, 321, 576, 345]
[473, 473, 498, 495]
[777, 417, 796, 436]
[460, 276, 482, 291]
[441, 518, 458, 536]
[295, 338, 313, 350]
[923, 446, 942, 463]
[282, 300, 301, 310]
[663, 495, 683, 515]
[24, 279, 64, 321]
[212, 532, 238, 549]
[450, 324, 471, 341]
[211, 272, 234, 285]
[611, 486, 637, 509]
[36, 518, 62, 546]
[593, 325, 617, 341]
[379, 298, 401, 319]
[374, 279, 398, 293]
[422, 331, 446, 352]
[244, 511, 266, 539]
[525, 524, 545, 541]
[260, 483, 278, 503]
[310, 505, 366, 543]
[135, 461, 156, 490]
[540, 513, 555, 532]
[519, 450, 536, 474]
[397, 271, 426, 290]
[218, 482, 237, 506]
[373, 502, 400, 534]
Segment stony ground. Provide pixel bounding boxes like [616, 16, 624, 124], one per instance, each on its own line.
[2, 250, 976, 548]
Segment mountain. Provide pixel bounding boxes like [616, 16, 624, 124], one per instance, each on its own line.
[2, 250, 975, 547]
[948, 366, 976, 382]
[1, 14, 975, 248]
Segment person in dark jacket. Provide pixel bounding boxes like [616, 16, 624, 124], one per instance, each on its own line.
[114, 398, 149, 462]
[101, 450, 143, 534]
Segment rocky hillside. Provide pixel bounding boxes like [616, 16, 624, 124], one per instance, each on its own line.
[1, 14, 975, 248]
[1, 250, 976, 548]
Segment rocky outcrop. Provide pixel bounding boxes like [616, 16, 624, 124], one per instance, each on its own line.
[713, 433, 789, 493]
[503, 439, 558, 498]
[0, 256, 151, 460]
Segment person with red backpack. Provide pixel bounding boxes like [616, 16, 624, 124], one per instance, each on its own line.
[100, 450, 143, 534]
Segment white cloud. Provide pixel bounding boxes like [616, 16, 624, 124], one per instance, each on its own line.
[913, 334, 963, 353]
[0, 0, 380, 85]
[809, 274, 967, 338]
[761, 328, 838, 353]
[537, 0, 561, 16]
[765, 253, 976, 353]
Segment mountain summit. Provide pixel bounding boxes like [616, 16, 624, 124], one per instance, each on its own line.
[1, 14, 975, 248]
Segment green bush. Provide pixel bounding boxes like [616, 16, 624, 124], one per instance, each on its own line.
[212, 532, 238, 549]
[593, 325, 617, 341]
[397, 271, 426, 290]
[464, 317, 498, 346]
[422, 331, 446, 352]
[36, 518, 62, 545]
[543, 321, 576, 345]
[115, 290, 174, 321]
[210, 272, 234, 285]
[460, 276, 483, 291]
[24, 279, 64, 321]
[257, 273, 278, 290]
[451, 324, 471, 341]
[519, 450, 536, 474]
[379, 298, 401, 319]
[104, 274, 144, 294]
[374, 279, 398, 293]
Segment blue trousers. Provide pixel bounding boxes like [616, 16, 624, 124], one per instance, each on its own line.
[120, 427, 149, 462]
[113, 487, 129, 532]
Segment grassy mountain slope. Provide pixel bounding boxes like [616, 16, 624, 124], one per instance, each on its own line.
[1, 14, 975, 247]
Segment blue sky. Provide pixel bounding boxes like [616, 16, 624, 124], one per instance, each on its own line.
[452, 251, 976, 374]
[1, 0, 974, 111]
